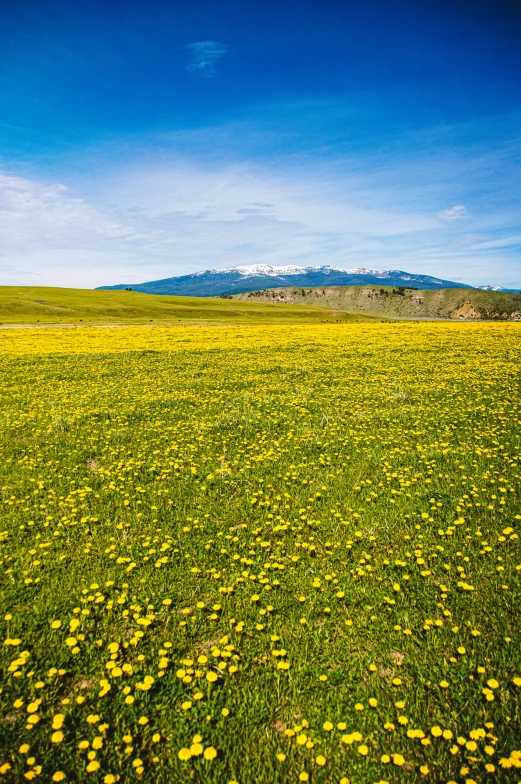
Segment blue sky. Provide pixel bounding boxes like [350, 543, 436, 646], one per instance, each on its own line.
[1, 0, 520, 288]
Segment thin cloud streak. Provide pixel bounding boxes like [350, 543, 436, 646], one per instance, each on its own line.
[0, 149, 520, 289]
[438, 205, 469, 221]
[185, 42, 228, 77]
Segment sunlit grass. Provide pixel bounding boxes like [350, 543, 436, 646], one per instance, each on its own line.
[0, 286, 373, 325]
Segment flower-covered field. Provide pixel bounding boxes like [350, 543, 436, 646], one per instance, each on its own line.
[0, 321, 520, 784]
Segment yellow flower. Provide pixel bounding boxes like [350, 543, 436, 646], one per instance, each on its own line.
[52, 714, 65, 729]
[52, 774, 66, 782]
[357, 745, 368, 756]
[86, 761, 100, 773]
[316, 755, 326, 766]
[51, 731, 64, 743]
[204, 747, 217, 760]
[178, 748, 191, 761]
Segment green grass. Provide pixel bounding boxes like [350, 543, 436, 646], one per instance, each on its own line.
[236, 285, 521, 320]
[0, 321, 520, 784]
[0, 287, 374, 325]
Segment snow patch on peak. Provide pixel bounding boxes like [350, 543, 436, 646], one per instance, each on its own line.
[342, 267, 388, 276]
[200, 264, 394, 278]
[233, 264, 306, 276]
[190, 264, 433, 280]
[210, 264, 309, 276]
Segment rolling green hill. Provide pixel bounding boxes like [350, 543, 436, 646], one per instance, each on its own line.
[0, 286, 375, 325]
[235, 285, 521, 320]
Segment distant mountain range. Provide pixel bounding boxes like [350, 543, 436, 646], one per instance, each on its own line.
[96, 264, 474, 297]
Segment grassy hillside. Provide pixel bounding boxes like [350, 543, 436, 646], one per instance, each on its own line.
[0, 286, 375, 325]
[235, 285, 521, 320]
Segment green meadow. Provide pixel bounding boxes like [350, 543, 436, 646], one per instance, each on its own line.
[0, 287, 372, 325]
[0, 320, 520, 783]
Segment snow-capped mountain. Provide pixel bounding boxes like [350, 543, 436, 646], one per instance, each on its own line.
[479, 285, 521, 293]
[96, 264, 472, 297]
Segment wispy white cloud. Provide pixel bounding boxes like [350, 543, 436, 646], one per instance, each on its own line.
[0, 155, 519, 289]
[438, 204, 469, 221]
[0, 170, 143, 287]
[185, 41, 228, 77]
[1, 99, 520, 289]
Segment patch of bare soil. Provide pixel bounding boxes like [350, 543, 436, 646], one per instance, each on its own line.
[454, 303, 481, 319]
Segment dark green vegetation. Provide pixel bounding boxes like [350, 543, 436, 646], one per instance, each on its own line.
[0, 321, 520, 783]
[0, 287, 373, 325]
[236, 286, 521, 320]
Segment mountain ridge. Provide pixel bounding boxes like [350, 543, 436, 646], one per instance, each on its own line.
[96, 264, 472, 297]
